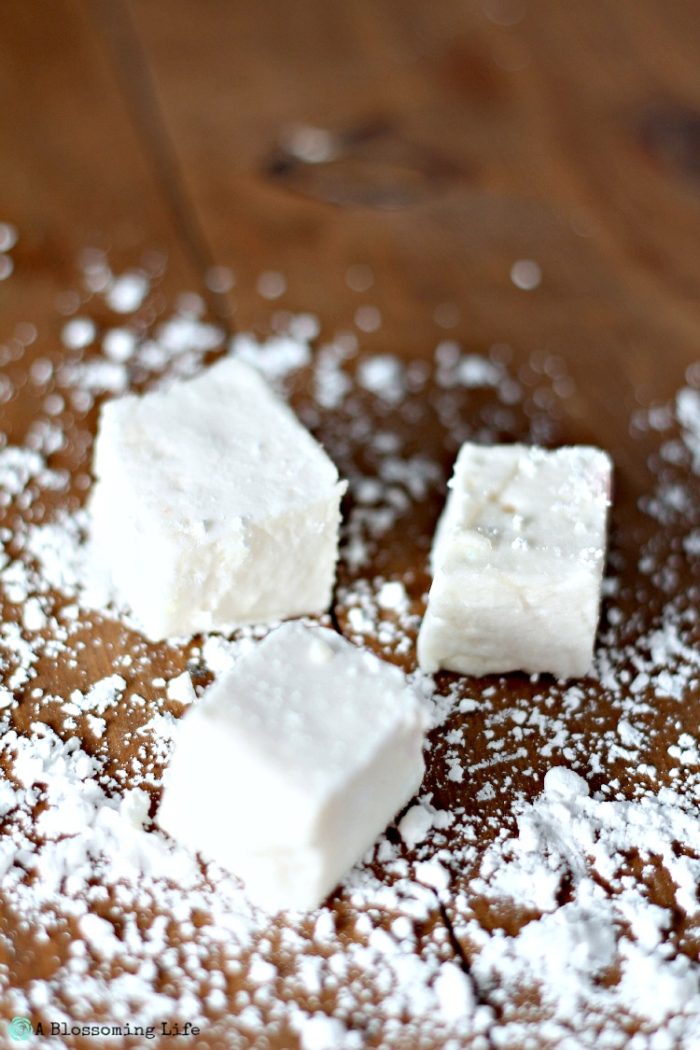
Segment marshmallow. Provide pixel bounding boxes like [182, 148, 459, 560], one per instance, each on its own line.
[157, 623, 427, 911]
[89, 358, 346, 638]
[417, 444, 612, 679]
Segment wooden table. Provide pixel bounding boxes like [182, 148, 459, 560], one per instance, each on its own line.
[1, 3, 699, 1047]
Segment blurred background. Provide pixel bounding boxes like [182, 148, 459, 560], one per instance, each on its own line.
[2, 1, 700, 442]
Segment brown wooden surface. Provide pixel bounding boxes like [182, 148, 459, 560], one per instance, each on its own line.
[1, 2, 700, 1047]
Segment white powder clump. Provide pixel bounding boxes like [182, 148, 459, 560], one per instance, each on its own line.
[398, 803, 434, 850]
[61, 317, 96, 350]
[166, 671, 196, 705]
[357, 355, 404, 402]
[63, 675, 126, 717]
[297, 1014, 352, 1050]
[22, 597, 46, 632]
[467, 768, 700, 1035]
[455, 355, 501, 388]
[677, 386, 700, 472]
[433, 963, 475, 1022]
[0, 446, 46, 500]
[542, 765, 589, 799]
[377, 580, 407, 612]
[231, 332, 311, 383]
[106, 271, 149, 313]
[155, 312, 223, 357]
[78, 913, 122, 960]
[59, 358, 128, 396]
[414, 860, 450, 892]
[102, 328, 137, 362]
[314, 342, 353, 409]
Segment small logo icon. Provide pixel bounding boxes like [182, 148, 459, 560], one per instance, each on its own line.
[8, 1017, 33, 1041]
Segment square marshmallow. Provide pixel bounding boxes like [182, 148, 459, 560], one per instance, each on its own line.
[157, 622, 427, 911]
[417, 443, 612, 679]
[89, 358, 346, 639]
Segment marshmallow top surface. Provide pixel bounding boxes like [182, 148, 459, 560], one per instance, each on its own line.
[418, 442, 613, 678]
[433, 443, 612, 577]
[93, 357, 342, 534]
[190, 621, 426, 805]
[158, 623, 428, 907]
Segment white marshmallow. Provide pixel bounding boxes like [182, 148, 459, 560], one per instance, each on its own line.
[89, 358, 346, 639]
[417, 443, 612, 679]
[157, 622, 427, 911]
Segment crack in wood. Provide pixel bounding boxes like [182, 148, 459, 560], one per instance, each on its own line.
[436, 895, 499, 1042]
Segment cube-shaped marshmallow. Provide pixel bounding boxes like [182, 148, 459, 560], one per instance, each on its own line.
[417, 443, 612, 679]
[157, 622, 427, 910]
[89, 358, 346, 638]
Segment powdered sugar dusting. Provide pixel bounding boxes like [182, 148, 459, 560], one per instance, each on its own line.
[0, 242, 698, 1046]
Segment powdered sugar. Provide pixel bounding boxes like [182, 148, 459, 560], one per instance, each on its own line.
[1, 242, 699, 1046]
[459, 767, 700, 1038]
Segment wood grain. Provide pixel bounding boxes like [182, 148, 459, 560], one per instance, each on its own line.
[127, 0, 700, 409]
[0, 0, 203, 446]
[1, 2, 699, 1047]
